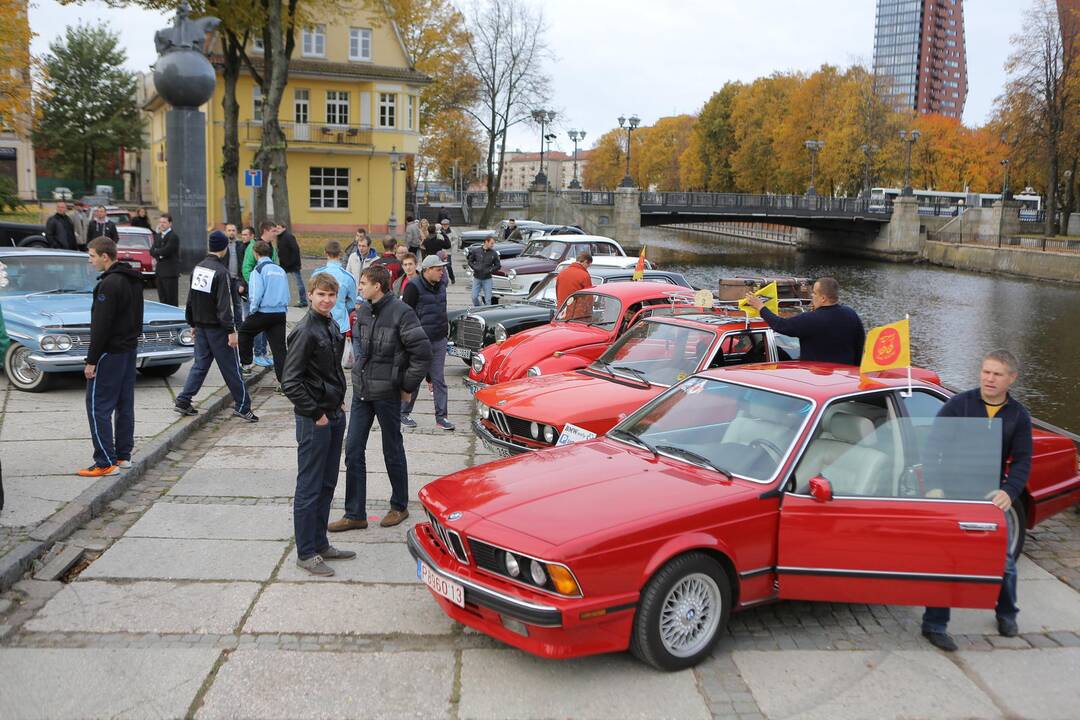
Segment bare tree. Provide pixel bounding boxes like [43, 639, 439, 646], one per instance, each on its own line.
[460, 0, 550, 227]
[1002, 0, 1076, 235]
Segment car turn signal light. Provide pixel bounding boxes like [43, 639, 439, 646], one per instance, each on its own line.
[546, 564, 579, 596]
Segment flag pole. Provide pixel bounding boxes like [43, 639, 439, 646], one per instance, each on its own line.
[901, 313, 913, 398]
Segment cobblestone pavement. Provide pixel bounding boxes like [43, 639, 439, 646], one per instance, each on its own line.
[2, 257, 1080, 719]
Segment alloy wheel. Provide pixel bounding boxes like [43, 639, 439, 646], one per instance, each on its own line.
[658, 572, 722, 658]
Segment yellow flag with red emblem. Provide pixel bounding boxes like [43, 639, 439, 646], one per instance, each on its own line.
[632, 246, 646, 281]
[737, 281, 779, 318]
[860, 318, 911, 374]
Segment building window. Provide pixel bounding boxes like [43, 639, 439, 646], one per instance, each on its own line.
[326, 90, 349, 125]
[302, 25, 326, 57]
[407, 96, 415, 130]
[310, 167, 349, 209]
[252, 36, 264, 53]
[253, 86, 263, 123]
[350, 28, 372, 61]
[379, 93, 396, 128]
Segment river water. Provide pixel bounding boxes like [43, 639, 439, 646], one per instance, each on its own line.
[638, 226, 1080, 434]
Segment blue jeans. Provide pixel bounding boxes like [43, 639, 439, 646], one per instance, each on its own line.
[294, 413, 346, 559]
[85, 350, 136, 468]
[402, 337, 448, 420]
[922, 509, 1019, 633]
[289, 270, 308, 306]
[176, 327, 251, 414]
[471, 277, 493, 306]
[344, 396, 409, 516]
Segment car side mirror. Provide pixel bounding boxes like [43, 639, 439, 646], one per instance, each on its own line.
[809, 476, 833, 503]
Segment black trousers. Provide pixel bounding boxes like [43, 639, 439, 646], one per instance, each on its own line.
[238, 311, 287, 381]
[157, 276, 179, 306]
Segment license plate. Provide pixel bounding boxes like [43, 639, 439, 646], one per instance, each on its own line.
[448, 345, 472, 360]
[467, 384, 482, 396]
[480, 436, 512, 458]
[418, 559, 465, 608]
[555, 422, 596, 447]
[127, 261, 141, 269]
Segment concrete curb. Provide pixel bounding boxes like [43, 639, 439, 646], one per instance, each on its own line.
[0, 367, 270, 592]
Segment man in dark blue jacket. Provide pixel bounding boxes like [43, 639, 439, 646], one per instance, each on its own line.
[401, 254, 452, 430]
[744, 277, 865, 365]
[921, 350, 1032, 652]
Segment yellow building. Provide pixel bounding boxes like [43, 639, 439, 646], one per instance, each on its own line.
[144, 6, 429, 233]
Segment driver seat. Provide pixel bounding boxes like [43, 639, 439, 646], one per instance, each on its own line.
[723, 396, 796, 451]
[796, 413, 890, 496]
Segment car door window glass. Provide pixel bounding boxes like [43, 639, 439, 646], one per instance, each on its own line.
[898, 390, 945, 464]
[710, 332, 768, 367]
[591, 242, 617, 256]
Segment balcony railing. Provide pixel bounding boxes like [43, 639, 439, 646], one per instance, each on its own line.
[241, 121, 373, 146]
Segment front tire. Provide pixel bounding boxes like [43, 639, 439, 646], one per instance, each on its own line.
[630, 552, 731, 671]
[138, 363, 182, 378]
[3, 343, 54, 392]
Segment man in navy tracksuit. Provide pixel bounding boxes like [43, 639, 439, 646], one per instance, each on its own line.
[744, 277, 865, 365]
[174, 231, 257, 422]
[81, 237, 144, 477]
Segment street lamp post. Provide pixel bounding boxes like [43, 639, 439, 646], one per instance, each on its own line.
[957, 198, 965, 243]
[859, 143, 878, 198]
[1000, 159, 1012, 200]
[617, 114, 640, 188]
[531, 109, 556, 187]
[388, 145, 400, 234]
[804, 139, 825, 197]
[899, 129, 921, 197]
[567, 129, 586, 189]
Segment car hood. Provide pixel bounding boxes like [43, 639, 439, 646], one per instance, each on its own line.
[462, 301, 554, 325]
[0, 294, 187, 329]
[495, 256, 556, 276]
[474, 322, 608, 383]
[424, 438, 757, 547]
[477, 370, 657, 431]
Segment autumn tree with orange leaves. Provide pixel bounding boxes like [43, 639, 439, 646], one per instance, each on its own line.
[0, 0, 31, 209]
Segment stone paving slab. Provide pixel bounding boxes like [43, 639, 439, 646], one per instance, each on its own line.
[25, 580, 260, 634]
[0, 647, 219, 719]
[126, 503, 293, 540]
[275, 542, 418, 584]
[167, 468, 438, 503]
[316, 509, 423, 543]
[196, 649, 454, 720]
[1, 410, 177, 442]
[958, 647, 1080, 719]
[82, 537, 289, 581]
[732, 649, 1000, 720]
[0, 475, 97, 528]
[457, 649, 711, 720]
[243, 583, 455, 636]
[2, 440, 125, 477]
[194, 443, 472, 474]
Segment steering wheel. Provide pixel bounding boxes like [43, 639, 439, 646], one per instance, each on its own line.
[749, 438, 784, 464]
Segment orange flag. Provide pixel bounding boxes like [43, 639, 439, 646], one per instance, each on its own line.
[860, 318, 911, 375]
[632, 246, 646, 281]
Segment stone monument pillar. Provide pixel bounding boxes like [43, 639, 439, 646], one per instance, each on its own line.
[152, 2, 220, 273]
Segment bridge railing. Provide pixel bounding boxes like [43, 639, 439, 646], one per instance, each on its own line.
[638, 192, 893, 216]
[928, 230, 1080, 254]
[575, 191, 614, 205]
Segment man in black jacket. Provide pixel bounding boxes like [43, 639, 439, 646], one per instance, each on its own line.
[330, 265, 431, 532]
[282, 273, 356, 576]
[921, 350, 1033, 652]
[151, 213, 180, 306]
[45, 201, 77, 251]
[173, 231, 256, 422]
[275, 221, 307, 308]
[80, 237, 144, 477]
[744, 277, 864, 365]
[467, 234, 501, 306]
[85, 206, 120, 248]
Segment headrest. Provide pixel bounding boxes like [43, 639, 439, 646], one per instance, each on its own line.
[746, 394, 791, 424]
[829, 413, 874, 444]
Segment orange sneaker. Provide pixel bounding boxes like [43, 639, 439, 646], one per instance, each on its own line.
[76, 465, 119, 477]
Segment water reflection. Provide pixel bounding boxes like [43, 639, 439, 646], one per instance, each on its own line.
[640, 226, 1080, 433]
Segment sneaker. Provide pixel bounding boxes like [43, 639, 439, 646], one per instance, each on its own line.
[274, 385, 285, 395]
[76, 464, 119, 477]
[921, 630, 958, 652]
[296, 555, 334, 576]
[116, 460, 132, 469]
[233, 409, 259, 423]
[318, 545, 357, 560]
[295, 302, 309, 308]
[401, 415, 417, 428]
[240, 364, 254, 376]
[997, 616, 1019, 638]
[173, 403, 198, 417]
[253, 355, 273, 368]
[380, 508, 410, 528]
[328, 517, 368, 532]
[436, 417, 456, 431]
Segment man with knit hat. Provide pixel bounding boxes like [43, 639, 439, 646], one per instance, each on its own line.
[173, 230, 258, 422]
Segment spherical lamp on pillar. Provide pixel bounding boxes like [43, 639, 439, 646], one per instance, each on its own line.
[803, 139, 824, 197]
[899, 129, 921, 197]
[618, 114, 640, 188]
[531, 109, 556, 188]
[568, 129, 586, 189]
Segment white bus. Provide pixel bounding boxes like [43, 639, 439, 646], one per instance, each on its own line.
[869, 187, 1042, 220]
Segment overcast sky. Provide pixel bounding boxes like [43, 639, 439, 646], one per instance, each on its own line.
[29, 0, 1028, 154]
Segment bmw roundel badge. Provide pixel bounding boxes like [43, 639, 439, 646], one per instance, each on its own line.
[447, 511, 463, 522]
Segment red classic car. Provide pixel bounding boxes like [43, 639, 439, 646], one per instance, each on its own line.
[117, 226, 156, 284]
[466, 282, 720, 393]
[473, 313, 807, 454]
[410, 364, 1080, 670]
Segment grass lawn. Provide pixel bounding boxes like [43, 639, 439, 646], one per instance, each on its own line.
[295, 230, 355, 257]
[0, 207, 45, 224]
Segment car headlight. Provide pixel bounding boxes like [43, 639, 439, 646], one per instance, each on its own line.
[504, 552, 520, 578]
[530, 559, 547, 586]
[178, 327, 195, 346]
[55, 334, 72, 351]
[40, 335, 57, 352]
[471, 353, 485, 374]
[507, 269, 517, 280]
[478, 401, 490, 420]
[529, 422, 539, 439]
[494, 324, 508, 344]
[543, 425, 556, 444]
[526, 366, 541, 377]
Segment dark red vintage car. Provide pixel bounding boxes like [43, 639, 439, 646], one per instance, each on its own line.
[410, 364, 1080, 670]
[466, 282, 717, 393]
[116, 226, 156, 284]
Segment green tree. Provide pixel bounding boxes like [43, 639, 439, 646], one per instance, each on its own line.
[689, 82, 742, 191]
[32, 23, 143, 189]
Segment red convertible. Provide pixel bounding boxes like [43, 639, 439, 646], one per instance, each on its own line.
[466, 282, 719, 392]
[410, 364, 1080, 670]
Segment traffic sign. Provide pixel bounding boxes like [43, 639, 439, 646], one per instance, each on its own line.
[244, 169, 263, 188]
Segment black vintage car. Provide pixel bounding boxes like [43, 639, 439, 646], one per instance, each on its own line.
[447, 266, 692, 363]
[0, 221, 47, 248]
[458, 229, 528, 259]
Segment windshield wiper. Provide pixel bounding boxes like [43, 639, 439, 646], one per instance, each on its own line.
[611, 365, 651, 386]
[610, 428, 659, 458]
[655, 445, 733, 479]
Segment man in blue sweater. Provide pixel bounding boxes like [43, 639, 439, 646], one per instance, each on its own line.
[744, 277, 865, 365]
[238, 241, 289, 383]
[310, 240, 357, 340]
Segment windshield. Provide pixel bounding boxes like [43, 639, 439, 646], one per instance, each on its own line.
[118, 232, 151, 248]
[522, 239, 568, 261]
[0, 255, 98, 296]
[526, 272, 559, 302]
[614, 378, 813, 481]
[554, 292, 621, 328]
[594, 321, 714, 386]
